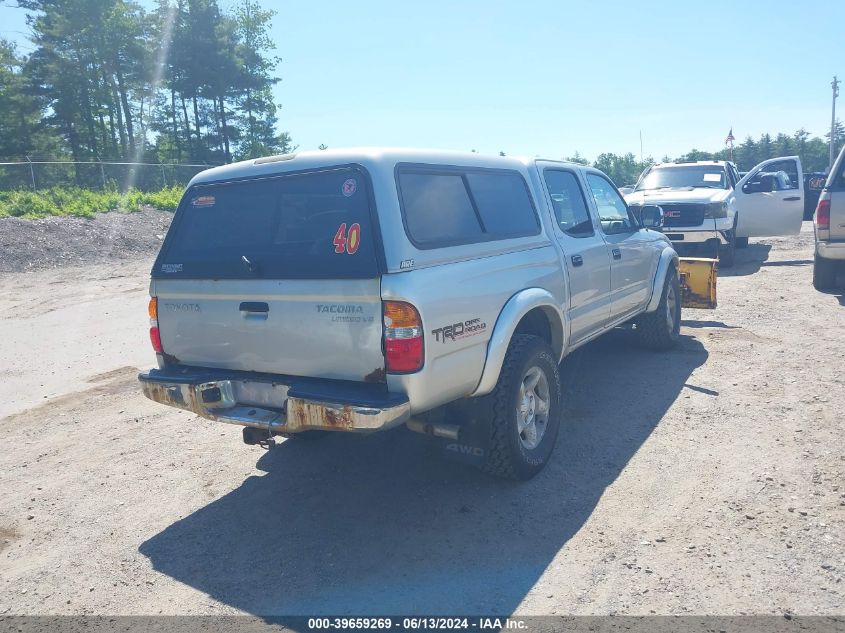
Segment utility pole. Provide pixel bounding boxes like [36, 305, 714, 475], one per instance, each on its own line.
[639, 130, 643, 165]
[831, 75, 840, 173]
[25, 155, 36, 191]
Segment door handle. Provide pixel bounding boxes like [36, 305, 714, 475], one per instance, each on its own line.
[783, 196, 801, 201]
[612, 248, 622, 260]
[239, 301, 269, 313]
[571, 254, 583, 267]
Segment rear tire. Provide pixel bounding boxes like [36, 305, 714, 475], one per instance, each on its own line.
[813, 252, 837, 290]
[735, 236, 749, 249]
[636, 268, 681, 350]
[481, 335, 561, 481]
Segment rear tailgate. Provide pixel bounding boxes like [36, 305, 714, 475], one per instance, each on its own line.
[152, 166, 385, 382]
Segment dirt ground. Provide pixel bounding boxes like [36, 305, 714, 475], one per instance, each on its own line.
[0, 220, 842, 616]
[0, 208, 172, 274]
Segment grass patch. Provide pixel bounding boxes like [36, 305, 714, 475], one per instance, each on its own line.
[0, 185, 184, 219]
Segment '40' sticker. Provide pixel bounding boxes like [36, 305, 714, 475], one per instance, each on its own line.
[334, 223, 361, 255]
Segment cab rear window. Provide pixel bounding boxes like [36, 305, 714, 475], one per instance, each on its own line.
[397, 166, 540, 248]
[153, 167, 380, 279]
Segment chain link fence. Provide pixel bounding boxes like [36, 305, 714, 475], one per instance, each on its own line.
[0, 159, 221, 191]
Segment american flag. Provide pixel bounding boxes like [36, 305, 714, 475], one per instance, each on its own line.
[725, 128, 735, 145]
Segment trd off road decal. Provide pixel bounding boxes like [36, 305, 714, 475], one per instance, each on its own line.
[333, 223, 361, 255]
[431, 318, 487, 343]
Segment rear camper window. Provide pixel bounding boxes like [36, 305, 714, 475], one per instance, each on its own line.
[397, 166, 540, 248]
[153, 167, 380, 279]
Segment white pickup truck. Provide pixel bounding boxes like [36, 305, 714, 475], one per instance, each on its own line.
[625, 158, 805, 267]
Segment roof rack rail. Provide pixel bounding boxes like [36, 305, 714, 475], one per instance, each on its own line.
[254, 153, 296, 165]
[673, 159, 722, 164]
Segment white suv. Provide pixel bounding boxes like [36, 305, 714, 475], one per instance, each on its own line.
[625, 158, 805, 267]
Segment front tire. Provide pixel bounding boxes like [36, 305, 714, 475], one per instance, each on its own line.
[813, 252, 837, 290]
[481, 335, 562, 481]
[719, 229, 736, 268]
[636, 268, 681, 350]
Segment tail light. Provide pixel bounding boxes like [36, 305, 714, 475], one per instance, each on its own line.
[383, 301, 424, 373]
[148, 297, 163, 354]
[816, 197, 830, 230]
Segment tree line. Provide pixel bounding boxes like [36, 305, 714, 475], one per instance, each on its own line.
[1, 2, 841, 192]
[0, 0, 293, 187]
[559, 126, 843, 187]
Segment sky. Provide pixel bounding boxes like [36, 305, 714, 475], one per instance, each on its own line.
[1, 0, 843, 161]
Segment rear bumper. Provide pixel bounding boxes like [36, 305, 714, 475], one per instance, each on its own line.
[661, 228, 729, 245]
[816, 240, 845, 260]
[139, 366, 410, 434]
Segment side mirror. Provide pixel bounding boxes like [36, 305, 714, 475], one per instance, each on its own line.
[640, 204, 663, 229]
[743, 177, 774, 194]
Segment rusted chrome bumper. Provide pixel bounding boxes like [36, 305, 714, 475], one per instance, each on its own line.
[139, 368, 410, 434]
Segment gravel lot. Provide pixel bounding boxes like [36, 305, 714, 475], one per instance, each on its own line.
[0, 215, 842, 616]
[0, 208, 172, 273]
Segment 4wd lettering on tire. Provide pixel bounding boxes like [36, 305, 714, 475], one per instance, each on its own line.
[432, 318, 487, 343]
[446, 443, 484, 457]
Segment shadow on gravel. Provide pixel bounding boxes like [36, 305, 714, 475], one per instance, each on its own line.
[718, 243, 772, 277]
[760, 259, 813, 267]
[681, 319, 739, 329]
[819, 290, 845, 306]
[140, 330, 707, 617]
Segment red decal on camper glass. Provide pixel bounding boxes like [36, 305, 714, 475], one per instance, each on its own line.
[332, 223, 362, 254]
[346, 223, 361, 255]
[342, 178, 357, 197]
[333, 223, 348, 253]
[191, 195, 216, 207]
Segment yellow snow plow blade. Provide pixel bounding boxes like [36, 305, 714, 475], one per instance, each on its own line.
[679, 257, 718, 309]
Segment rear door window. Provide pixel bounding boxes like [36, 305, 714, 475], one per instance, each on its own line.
[397, 173, 484, 245]
[153, 167, 380, 279]
[464, 172, 540, 236]
[397, 166, 539, 248]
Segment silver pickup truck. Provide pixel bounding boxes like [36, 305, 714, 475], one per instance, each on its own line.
[139, 148, 681, 479]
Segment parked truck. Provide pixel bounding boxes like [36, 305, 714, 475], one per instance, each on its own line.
[625, 158, 805, 268]
[813, 146, 845, 290]
[139, 148, 710, 479]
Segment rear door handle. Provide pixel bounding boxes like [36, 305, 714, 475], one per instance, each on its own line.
[783, 196, 801, 201]
[612, 248, 622, 260]
[239, 301, 269, 313]
[570, 254, 583, 267]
